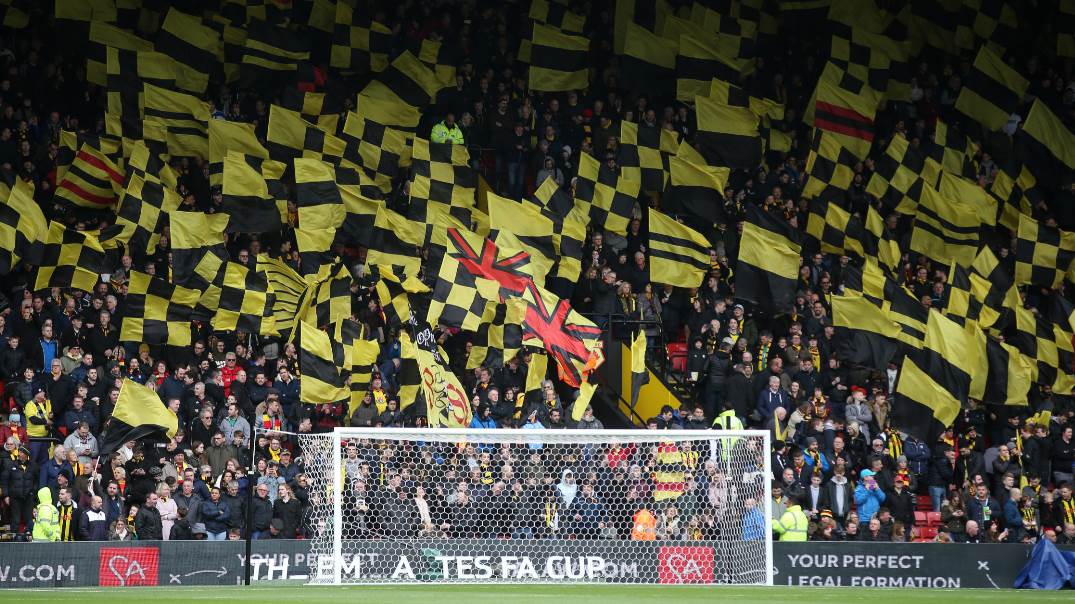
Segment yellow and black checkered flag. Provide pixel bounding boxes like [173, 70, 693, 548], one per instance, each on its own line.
[101, 142, 180, 257]
[865, 133, 942, 214]
[267, 104, 349, 166]
[330, 0, 392, 72]
[428, 254, 500, 332]
[802, 130, 857, 201]
[294, 158, 346, 275]
[297, 262, 355, 331]
[361, 50, 442, 113]
[34, 222, 105, 293]
[993, 164, 1043, 233]
[616, 120, 680, 193]
[87, 20, 152, 87]
[222, 150, 288, 234]
[297, 321, 350, 405]
[408, 137, 477, 220]
[574, 152, 639, 236]
[0, 179, 46, 275]
[924, 119, 981, 178]
[468, 298, 528, 370]
[201, 261, 278, 337]
[1015, 213, 1075, 288]
[955, 45, 1029, 131]
[171, 212, 230, 293]
[339, 111, 407, 194]
[970, 246, 1019, 331]
[120, 271, 200, 348]
[280, 89, 341, 133]
[376, 267, 430, 329]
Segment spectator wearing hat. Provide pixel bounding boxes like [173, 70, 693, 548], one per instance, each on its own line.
[854, 469, 886, 522]
[886, 474, 915, 540]
[24, 386, 53, 466]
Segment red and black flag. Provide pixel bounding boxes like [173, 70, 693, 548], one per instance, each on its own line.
[521, 281, 604, 389]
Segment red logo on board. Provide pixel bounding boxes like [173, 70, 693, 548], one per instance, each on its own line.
[658, 546, 714, 584]
[99, 547, 159, 586]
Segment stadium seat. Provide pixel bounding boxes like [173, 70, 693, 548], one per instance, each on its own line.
[918, 526, 938, 540]
[927, 511, 942, 526]
[914, 511, 927, 526]
[667, 342, 688, 374]
[916, 495, 932, 510]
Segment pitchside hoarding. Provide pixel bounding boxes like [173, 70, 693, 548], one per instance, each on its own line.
[0, 540, 1063, 588]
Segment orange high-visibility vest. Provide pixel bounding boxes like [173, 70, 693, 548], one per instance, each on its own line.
[631, 509, 657, 540]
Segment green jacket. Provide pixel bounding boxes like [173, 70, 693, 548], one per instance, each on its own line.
[32, 487, 59, 542]
[431, 121, 464, 145]
[773, 504, 809, 541]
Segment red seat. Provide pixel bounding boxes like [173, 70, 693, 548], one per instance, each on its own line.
[914, 511, 927, 526]
[916, 495, 933, 510]
[667, 342, 688, 373]
[917, 526, 938, 540]
[926, 511, 942, 526]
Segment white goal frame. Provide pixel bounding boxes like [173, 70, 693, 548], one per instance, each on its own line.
[322, 427, 773, 586]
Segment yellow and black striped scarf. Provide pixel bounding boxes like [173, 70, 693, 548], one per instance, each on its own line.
[1061, 498, 1075, 525]
[885, 429, 904, 459]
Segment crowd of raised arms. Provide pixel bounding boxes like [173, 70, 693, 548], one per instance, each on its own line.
[0, 1, 1073, 546]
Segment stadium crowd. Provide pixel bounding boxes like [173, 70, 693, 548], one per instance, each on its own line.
[0, 0, 1072, 548]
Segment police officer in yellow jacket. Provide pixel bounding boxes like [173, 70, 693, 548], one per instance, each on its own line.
[32, 487, 59, 542]
[430, 113, 464, 145]
[773, 493, 809, 541]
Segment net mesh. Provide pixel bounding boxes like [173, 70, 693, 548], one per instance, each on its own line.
[300, 429, 770, 585]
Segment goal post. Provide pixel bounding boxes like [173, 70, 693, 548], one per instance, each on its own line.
[299, 428, 772, 586]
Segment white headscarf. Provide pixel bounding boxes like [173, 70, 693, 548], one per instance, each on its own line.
[557, 469, 578, 506]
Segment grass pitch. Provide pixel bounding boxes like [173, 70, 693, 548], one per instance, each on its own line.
[1, 584, 1070, 603]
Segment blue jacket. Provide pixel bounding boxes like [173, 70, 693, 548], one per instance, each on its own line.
[757, 388, 789, 417]
[200, 499, 231, 534]
[469, 416, 497, 429]
[39, 459, 73, 490]
[853, 483, 886, 521]
[742, 507, 766, 541]
[570, 496, 606, 534]
[904, 437, 931, 477]
[803, 451, 831, 475]
[273, 378, 300, 412]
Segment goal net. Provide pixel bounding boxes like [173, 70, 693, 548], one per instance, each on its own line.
[298, 428, 772, 585]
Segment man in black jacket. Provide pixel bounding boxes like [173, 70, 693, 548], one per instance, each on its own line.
[135, 492, 163, 540]
[222, 481, 245, 533]
[885, 476, 916, 541]
[250, 483, 273, 539]
[703, 339, 732, 418]
[1, 446, 37, 535]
